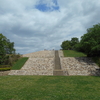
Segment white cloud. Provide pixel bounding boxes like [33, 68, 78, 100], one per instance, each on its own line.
[0, 0, 100, 54]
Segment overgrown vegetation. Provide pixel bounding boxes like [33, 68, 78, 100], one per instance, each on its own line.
[92, 57, 100, 67]
[61, 23, 100, 67]
[61, 37, 79, 50]
[0, 76, 100, 100]
[0, 67, 11, 71]
[63, 50, 86, 57]
[12, 57, 28, 70]
[61, 23, 100, 57]
[0, 33, 22, 70]
[0, 65, 11, 71]
[0, 33, 16, 65]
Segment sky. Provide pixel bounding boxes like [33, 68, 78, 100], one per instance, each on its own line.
[0, 0, 100, 54]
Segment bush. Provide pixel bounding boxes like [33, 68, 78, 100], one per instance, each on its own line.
[0, 67, 11, 71]
[8, 54, 21, 66]
[0, 54, 21, 67]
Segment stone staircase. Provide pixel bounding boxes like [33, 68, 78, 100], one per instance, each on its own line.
[8, 50, 100, 76]
[53, 50, 63, 76]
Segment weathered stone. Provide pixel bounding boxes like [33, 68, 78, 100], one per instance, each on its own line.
[8, 50, 100, 76]
[60, 57, 100, 76]
[9, 50, 55, 75]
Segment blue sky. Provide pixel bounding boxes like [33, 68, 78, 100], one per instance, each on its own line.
[35, 0, 59, 12]
[0, 0, 100, 54]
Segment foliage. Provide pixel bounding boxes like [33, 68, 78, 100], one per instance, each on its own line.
[61, 37, 79, 50]
[0, 76, 100, 100]
[70, 37, 79, 50]
[61, 23, 100, 57]
[61, 40, 71, 50]
[12, 57, 28, 70]
[0, 67, 11, 71]
[0, 33, 16, 65]
[92, 57, 100, 67]
[63, 50, 86, 57]
[80, 23, 100, 57]
[9, 54, 21, 66]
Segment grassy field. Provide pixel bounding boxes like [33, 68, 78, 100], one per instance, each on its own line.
[0, 76, 100, 100]
[12, 57, 28, 70]
[63, 50, 86, 57]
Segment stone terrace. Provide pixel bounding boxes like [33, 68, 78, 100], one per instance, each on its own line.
[8, 50, 100, 76]
[59, 50, 100, 76]
[9, 50, 55, 75]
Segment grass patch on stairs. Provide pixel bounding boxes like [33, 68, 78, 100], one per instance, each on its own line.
[11, 57, 28, 70]
[63, 50, 86, 57]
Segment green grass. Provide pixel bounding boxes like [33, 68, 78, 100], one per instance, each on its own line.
[0, 76, 100, 100]
[12, 57, 28, 70]
[63, 50, 86, 57]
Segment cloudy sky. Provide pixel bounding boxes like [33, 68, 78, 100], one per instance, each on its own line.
[0, 0, 100, 54]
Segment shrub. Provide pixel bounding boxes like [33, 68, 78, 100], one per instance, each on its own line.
[0, 67, 11, 71]
[8, 54, 21, 66]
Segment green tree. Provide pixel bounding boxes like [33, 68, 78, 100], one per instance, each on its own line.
[0, 34, 7, 64]
[0, 33, 16, 65]
[80, 23, 100, 57]
[61, 40, 71, 50]
[71, 37, 79, 50]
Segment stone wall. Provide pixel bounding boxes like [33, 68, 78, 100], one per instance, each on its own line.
[0, 71, 10, 76]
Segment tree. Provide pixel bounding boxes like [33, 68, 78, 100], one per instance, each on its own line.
[5, 40, 15, 54]
[61, 40, 71, 50]
[0, 34, 7, 64]
[71, 37, 79, 50]
[80, 23, 100, 57]
[0, 33, 16, 65]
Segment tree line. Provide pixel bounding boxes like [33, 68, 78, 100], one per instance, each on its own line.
[61, 23, 100, 57]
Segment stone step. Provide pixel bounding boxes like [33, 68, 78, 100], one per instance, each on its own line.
[53, 70, 64, 76]
[55, 50, 61, 70]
